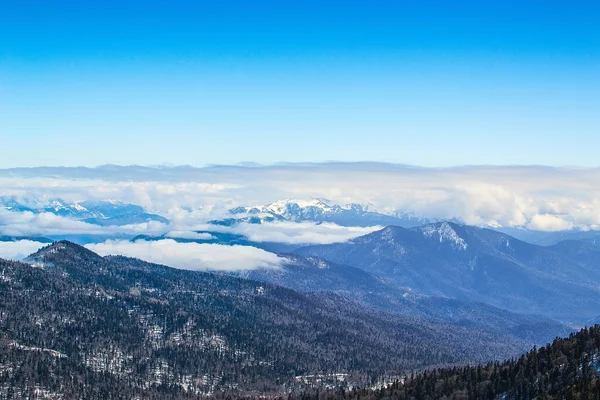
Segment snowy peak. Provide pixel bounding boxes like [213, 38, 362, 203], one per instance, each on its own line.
[230, 206, 263, 215]
[265, 199, 336, 221]
[0, 196, 89, 216]
[217, 199, 370, 225]
[267, 198, 333, 212]
[213, 199, 435, 228]
[416, 222, 468, 250]
[230, 199, 373, 219]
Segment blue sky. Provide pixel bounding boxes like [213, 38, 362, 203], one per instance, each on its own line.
[1, 1, 598, 167]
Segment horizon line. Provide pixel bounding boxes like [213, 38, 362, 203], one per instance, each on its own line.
[1, 161, 598, 171]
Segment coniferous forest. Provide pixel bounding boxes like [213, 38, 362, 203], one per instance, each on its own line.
[1, 241, 599, 399]
[287, 326, 600, 400]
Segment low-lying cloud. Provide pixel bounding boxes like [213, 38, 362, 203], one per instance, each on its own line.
[0, 240, 47, 261]
[0, 209, 169, 237]
[165, 231, 215, 240]
[527, 214, 575, 232]
[2, 163, 600, 232]
[0, 207, 374, 245]
[85, 239, 285, 271]
[221, 221, 380, 244]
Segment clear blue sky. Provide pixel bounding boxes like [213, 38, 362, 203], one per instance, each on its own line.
[1, 1, 598, 167]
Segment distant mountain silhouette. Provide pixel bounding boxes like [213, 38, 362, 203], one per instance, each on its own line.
[295, 222, 600, 324]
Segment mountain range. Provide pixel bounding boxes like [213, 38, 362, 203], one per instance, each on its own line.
[294, 222, 600, 324]
[130, 220, 600, 327]
[4, 195, 599, 248]
[0, 241, 537, 397]
[209, 199, 434, 228]
[209, 198, 600, 246]
[2, 218, 599, 396]
[236, 254, 570, 344]
[0, 196, 168, 226]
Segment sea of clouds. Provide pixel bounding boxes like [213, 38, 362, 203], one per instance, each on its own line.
[1, 163, 599, 269]
[86, 239, 285, 271]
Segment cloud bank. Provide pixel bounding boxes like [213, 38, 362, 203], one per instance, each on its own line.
[0, 209, 169, 237]
[85, 239, 285, 271]
[2, 163, 600, 233]
[0, 240, 47, 261]
[165, 231, 215, 240]
[221, 222, 380, 244]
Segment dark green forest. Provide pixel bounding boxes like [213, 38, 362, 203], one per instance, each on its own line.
[288, 326, 600, 400]
[1, 241, 599, 399]
[0, 241, 525, 398]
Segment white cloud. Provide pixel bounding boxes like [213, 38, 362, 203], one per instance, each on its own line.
[85, 239, 285, 271]
[222, 221, 380, 244]
[527, 214, 575, 232]
[0, 240, 46, 261]
[0, 210, 103, 236]
[165, 231, 215, 240]
[0, 209, 169, 237]
[2, 164, 600, 232]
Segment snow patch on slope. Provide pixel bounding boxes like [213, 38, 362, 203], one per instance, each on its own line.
[420, 222, 468, 250]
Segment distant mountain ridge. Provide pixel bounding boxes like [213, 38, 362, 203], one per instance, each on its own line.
[4, 194, 599, 247]
[236, 253, 571, 345]
[0, 235, 53, 243]
[294, 222, 600, 324]
[0, 196, 168, 226]
[206, 198, 600, 246]
[497, 226, 600, 246]
[125, 230, 574, 345]
[209, 198, 434, 227]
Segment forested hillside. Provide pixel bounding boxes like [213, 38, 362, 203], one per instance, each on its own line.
[0, 241, 528, 398]
[287, 325, 600, 400]
[295, 223, 600, 323]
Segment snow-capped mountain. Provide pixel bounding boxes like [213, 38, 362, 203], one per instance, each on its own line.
[0, 196, 168, 226]
[210, 198, 434, 227]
